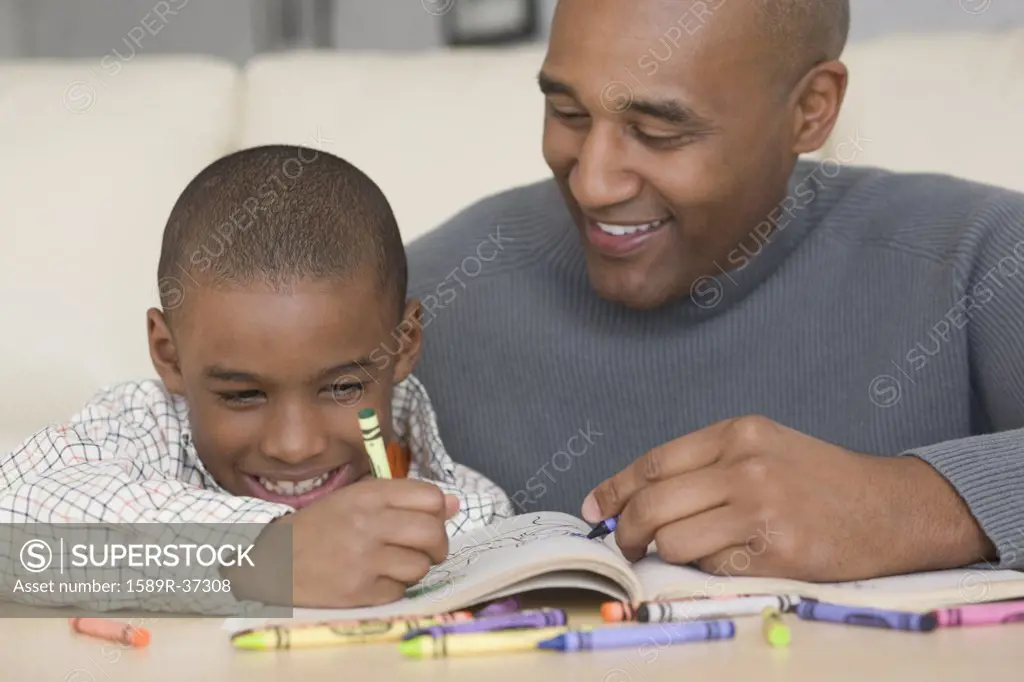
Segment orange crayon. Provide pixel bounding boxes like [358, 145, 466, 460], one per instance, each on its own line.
[601, 601, 638, 622]
[68, 618, 151, 648]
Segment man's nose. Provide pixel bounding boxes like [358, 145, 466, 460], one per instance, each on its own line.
[569, 123, 641, 211]
[260, 402, 329, 465]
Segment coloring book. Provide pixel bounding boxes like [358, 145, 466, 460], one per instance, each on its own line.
[224, 511, 1024, 631]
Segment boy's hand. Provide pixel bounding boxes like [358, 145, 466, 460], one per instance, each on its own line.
[232, 479, 458, 608]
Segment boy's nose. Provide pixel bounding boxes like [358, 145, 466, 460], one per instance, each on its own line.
[260, 405, 329, 465]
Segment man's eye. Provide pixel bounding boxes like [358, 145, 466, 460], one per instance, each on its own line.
[550, 107, 587, 120]
[630, 125, 690, 147]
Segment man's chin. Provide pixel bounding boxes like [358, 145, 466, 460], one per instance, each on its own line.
[585, 267, 682, 311]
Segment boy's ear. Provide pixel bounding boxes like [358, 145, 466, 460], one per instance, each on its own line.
[391, 298, 424, 385]
[146, 308, 186, 395]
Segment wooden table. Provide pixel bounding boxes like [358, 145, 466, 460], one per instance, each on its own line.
[2, 593, 1019, 681]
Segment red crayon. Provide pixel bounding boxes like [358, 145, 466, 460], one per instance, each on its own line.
[68, 618, 151, 648]
[933, 600, 1024, 627]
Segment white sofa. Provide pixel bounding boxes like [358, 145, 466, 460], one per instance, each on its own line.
[2, 28, 1024, 453]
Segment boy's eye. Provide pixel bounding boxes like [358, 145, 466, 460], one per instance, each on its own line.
[216, 390, 264, 406]
[326, 382, 364, 403]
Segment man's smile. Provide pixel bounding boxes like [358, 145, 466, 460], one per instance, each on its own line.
[583, 216, 674, 258]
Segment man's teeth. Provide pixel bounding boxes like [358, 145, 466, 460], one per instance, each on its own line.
[595, 219, 668, 236]
[257, 471, 332, 496]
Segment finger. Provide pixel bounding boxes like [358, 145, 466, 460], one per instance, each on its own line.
[648, 505, 753, 567]
[379, 508, 450, 564]
[375, 545, 433, 585]
[583, 419, 737, 523]
[375, 479, 447, 515]
[614, 467, 731, 562]
[696, 542, 770, 578]
[364, 576, 413, 606]
[444, 494, 460, 519]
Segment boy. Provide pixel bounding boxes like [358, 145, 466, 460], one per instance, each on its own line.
[0, 145, 511, 614]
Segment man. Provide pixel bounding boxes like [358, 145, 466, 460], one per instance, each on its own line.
[406, 0, 1024, 582]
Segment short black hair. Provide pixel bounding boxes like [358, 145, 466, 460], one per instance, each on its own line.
[157, 145, 406, 321]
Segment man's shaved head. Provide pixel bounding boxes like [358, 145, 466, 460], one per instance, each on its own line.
[755, 0, 850, 87]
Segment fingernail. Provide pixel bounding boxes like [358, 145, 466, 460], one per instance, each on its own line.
[581, 493, 600, 522]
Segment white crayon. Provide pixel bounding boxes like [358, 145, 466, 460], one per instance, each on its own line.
[638, 595, 800, 623]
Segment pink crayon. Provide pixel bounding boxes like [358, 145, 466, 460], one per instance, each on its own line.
[933, 600, 1024, 627]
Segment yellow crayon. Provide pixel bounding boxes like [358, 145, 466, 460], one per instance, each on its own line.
[761, 607, 791, 648]
[232, 614, 470, 650]
[399, 626, 574, 659]
[358, 407, 392, 478]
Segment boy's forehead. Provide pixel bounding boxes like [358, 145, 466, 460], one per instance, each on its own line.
[175, 279, 397, 366]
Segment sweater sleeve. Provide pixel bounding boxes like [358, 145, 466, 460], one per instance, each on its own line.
[903, 191, 1024, 569]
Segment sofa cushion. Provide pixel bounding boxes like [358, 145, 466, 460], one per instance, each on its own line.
[0, 56, 241, 450]
[237, 46, 555, 243]
[821, 28, 1024, 192]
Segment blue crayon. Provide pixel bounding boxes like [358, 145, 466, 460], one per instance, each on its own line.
[795, 600, 937, 632]
[402, 608, 566, 640]
[538, 619, 735, 652]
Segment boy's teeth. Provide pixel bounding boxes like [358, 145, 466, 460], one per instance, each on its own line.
[257, 471, 332, 496]
[596, 219, 667, 236]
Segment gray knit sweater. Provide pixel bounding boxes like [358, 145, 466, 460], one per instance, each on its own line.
[406, 159, 1024, 569]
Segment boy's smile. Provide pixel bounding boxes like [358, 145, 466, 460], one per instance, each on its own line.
[147, 274, 421, 510]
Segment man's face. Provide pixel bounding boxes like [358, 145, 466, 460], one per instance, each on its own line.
[540, 0, 802, 310]
[148, 276, 420, 510]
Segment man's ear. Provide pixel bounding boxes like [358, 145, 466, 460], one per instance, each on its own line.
[790, 59, 848, 156]
[392, 298, 425, 385]
[147, 308, 186, 395]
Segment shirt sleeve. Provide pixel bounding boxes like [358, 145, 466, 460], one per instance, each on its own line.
[434, 462, 514, 539]
[0, 387, 294, 615]
[902, 189, 1024, 569]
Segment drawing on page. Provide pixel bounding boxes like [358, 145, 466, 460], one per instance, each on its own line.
[403, 514, 589, 598]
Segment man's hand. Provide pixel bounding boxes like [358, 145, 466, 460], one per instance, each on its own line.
[581, 416, 995, 582]
[236, 479, 458, 608]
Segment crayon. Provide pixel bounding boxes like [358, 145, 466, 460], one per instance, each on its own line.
[587, 516, 618, 540]
[231, 613, 472, 650]
[280, 610, 472, 631]
[538, 619, 735, 652]
[638, 594, 799, 623]
[399, 626, 571, 659]
[358, 407, 392, 479]
[933, 600, 1024, 627]
[601, 601, 639, 622]
[68, 618, 150, 648]
[795, 600, 937, 632]
[403, 608, 566, 639]
[478, 596, 521, 617]
[761, 607, 790, 647]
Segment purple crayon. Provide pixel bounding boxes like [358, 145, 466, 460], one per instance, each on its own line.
[795, 600, 937, 632]
[538, 619, 734, 652]
[402, 608, 567, 640]
[587, 516, 618, 540]
[478, 597, 522, 617]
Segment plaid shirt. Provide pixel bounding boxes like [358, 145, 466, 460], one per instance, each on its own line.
[0, 375, 511, 614]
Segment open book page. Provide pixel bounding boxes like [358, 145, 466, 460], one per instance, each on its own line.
[632, 554, 1024, 611]
[224, 512, 640, 633]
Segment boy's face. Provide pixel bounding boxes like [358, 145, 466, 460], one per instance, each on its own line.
[146, 274, 421, 510]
